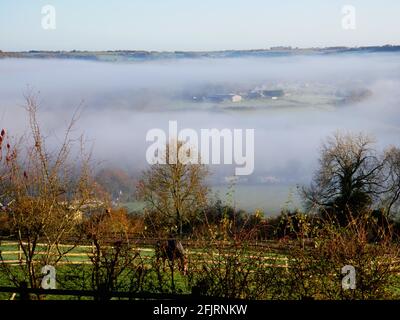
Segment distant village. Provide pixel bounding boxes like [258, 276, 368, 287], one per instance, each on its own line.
[184, 82, 372, 107]
[190, 88, 286, 104]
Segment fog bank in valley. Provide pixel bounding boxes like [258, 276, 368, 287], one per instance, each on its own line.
[1, 54, 400, 213]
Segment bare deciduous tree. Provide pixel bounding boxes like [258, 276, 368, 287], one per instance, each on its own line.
[0, 95, 98, 294]
[137, 141, 209, 236]
[302, 132, 386, 225]
[383, 146, 400, 215]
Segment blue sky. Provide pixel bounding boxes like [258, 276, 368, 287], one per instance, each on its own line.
[1, 0, 399, 51]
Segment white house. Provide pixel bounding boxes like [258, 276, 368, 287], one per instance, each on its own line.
[231, 95, 242, 103]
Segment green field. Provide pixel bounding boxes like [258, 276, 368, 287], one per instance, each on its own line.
[1, 241, 399, 300]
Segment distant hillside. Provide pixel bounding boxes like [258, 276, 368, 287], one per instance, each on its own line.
[1, 45, 400, 62]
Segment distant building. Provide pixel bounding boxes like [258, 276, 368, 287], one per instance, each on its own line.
[246, 91, 262, 99]
[64, 199, 106, 222]
[231, 95, 242, 103]
[205, 94, 242, 103]
[246, 89, 285, 100]
[257, 176, 280, 184]
[262, 90, 284, 98]
[224, 176, 248, 184]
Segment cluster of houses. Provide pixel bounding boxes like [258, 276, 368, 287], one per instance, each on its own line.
[191, 89, 285, 104]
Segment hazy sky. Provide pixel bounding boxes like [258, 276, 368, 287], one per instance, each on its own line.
[1, 0, 399, 51]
